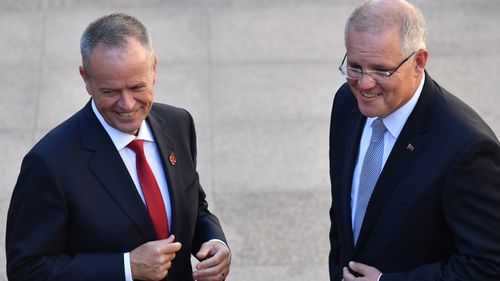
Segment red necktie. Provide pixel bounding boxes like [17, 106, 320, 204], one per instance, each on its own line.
[127, 139, 169, 239]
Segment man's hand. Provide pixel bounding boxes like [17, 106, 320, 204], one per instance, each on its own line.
[192, 241, 231, 281]
[342, 261, 382, 281]
[130, 235, 182, 281]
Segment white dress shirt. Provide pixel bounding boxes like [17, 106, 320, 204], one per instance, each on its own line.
[91, 101, 172, 281]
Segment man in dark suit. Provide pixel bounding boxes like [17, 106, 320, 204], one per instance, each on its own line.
[6, 13, 230, 281]
[329, 0, 500, 280]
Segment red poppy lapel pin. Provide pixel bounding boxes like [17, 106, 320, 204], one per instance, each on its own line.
[169, 152, 177, 166]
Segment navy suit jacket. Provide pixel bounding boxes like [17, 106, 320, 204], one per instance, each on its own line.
[329, 73, 500, 280]
[6, 101, 226, 281]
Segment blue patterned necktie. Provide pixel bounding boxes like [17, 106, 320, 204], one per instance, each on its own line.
[353, 118, 387, 245]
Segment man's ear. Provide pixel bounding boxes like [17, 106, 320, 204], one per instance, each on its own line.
[152, 55, 158, 85]
[79, 66, 92, 95]
[414, 48, 429, 77]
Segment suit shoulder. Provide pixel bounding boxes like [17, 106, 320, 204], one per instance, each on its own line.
[333, 83, 356, 107]
[151, 103, 190, 116]
[331, 82, 358, 122]
[431, 82, 498, 142]
[29, 109, 85, 157]
[148, 103, 196, 135]
[333, 83, 357, 112]
[151, 103, 192, 121]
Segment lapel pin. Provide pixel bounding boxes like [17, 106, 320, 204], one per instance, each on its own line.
[406, 143, 415, 151]
[169, 152, 177, 166]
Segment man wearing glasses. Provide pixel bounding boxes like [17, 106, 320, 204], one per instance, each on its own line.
[329, 0, 500, 280]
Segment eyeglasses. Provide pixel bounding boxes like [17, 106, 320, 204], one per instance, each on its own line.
[338, 51, 416, 83]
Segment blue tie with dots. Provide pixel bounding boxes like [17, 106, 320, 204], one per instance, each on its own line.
[353, 118, 387, 245]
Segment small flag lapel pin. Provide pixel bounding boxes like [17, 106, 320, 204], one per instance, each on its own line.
[406, 143, 415, 151]
[169, 152, 177, 166]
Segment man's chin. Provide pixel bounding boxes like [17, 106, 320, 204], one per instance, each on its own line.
[358, 105, 383, 118]
[113, 124, 141, 135]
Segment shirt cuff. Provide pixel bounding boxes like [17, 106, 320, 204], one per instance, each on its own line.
[124, 252, 133, 281]
[209, 238, 228, 248]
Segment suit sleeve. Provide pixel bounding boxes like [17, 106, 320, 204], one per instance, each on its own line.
[6, 152, 124, 281]
[183, 110, 227, 254]
[329, 133, 342, 281]
[328, 85, 352, 281]
[329, 204, 342, 281]
[381, 136, 500, 281]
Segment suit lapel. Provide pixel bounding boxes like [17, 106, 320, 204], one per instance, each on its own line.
[146, 107, 182, 236]
[354, 74, 434, 251]
[80, 102, 157, 241]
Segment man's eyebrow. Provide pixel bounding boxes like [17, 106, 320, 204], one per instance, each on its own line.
[347, 60, 392, 70]
[98, 87, 114, 91]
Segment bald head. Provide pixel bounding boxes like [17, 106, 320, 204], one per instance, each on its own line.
[345, 0, 426, 56]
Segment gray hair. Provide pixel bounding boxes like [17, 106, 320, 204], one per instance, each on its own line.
[345, 0, 427, 56]
[80, 13, 154, 74]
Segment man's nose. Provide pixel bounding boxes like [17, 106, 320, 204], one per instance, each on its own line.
[356, 73, 376, 91]
[118, 91, 135, 110]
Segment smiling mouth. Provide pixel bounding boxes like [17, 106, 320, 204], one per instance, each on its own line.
[361, 92, 379, 98]
[118, 111, 136, 117]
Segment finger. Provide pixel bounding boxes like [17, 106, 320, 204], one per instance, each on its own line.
[165, 234, 175, 243]
[195, 254, 229, 273]
[349, 261, 369, 275]
[196, 244, 229, 270]
[192, 264, 224, 280]
[196, 242, 217, 261]
[343, 266, 355, 281]
[156, 243, 182, 260]
[194, 252, 230, 280]
[154, 236, 181, 254]
[145, 235, 175, 251]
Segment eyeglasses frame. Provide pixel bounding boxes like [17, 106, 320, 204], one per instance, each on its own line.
[338, 51, 417, 82]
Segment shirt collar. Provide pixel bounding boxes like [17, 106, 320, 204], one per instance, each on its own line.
[91, 99, 155, 150]
[367, 75, 425, 138]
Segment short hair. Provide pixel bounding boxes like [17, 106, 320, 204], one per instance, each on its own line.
[80, 13, 154, 74]
[345, 0, 427, 56]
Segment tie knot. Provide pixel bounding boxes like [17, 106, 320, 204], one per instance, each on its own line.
[371, 118, 387, 141]
[127, 139, 145, 155]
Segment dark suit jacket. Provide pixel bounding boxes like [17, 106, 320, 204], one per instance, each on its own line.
[329, 73, 500, 280]
[6, 101, 226, 281]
